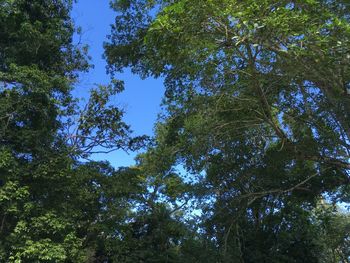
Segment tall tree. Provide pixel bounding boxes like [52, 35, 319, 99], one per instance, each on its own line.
[0, 1, 138, 261]
[106, 0, 350, 261]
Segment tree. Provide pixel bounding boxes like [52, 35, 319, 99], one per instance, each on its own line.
[106, 0, 350, 261]
[1, 0, 349, 261]
[104, 146, 192, 262]
[0, 1, 139, 261]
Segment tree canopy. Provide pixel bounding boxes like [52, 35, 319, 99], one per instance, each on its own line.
[0, 0, 349, 262]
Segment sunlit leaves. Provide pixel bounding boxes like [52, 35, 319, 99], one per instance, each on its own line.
[107, 0, 350, 261]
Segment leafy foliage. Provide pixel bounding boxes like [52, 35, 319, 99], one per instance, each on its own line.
[0, 0, 349, 262]
[0, 0, 144, 261]
[106, 0, 350, 262]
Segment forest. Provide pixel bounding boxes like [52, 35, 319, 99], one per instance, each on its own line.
[0, 0, 349, 262]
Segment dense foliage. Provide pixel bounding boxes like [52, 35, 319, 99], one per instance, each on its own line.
[106, 0, 350, 262]
[0, 0, 349, 262]
[0, 0, 142, 261]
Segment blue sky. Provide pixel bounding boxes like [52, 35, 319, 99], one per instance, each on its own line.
[72, 0, 165, 167]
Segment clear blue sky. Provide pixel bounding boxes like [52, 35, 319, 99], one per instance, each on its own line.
[72, 0, 165, 167]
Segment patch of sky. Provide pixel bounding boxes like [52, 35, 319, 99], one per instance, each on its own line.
[71, 0, 165, 167]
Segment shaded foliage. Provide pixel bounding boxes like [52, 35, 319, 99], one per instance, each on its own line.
[106, 0, 350, 262]
[0, 0, 349, 262]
